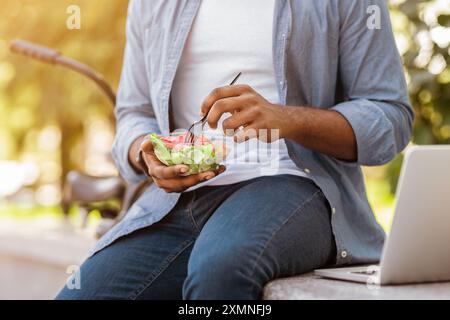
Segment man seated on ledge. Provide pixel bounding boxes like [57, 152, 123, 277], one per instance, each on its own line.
[57, 0, 413, 300]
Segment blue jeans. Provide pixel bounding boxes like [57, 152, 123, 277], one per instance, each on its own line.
[56, 175, 336, 300]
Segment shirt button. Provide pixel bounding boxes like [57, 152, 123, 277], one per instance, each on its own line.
[279, 81, 284, 86]
[341, 251, 348, 259]
[304, 168, 311, 174]
[331, 207, 336, 215]
[281, 33, 286, 38]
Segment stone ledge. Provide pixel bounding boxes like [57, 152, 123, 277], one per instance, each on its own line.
[263, 273, 450, 300]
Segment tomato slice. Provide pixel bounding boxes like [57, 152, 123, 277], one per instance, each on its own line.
[160, 133, 210, 149]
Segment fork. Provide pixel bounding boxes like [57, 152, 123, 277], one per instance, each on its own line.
[184, 72, 242, 144]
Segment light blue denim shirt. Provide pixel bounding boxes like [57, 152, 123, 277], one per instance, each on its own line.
[91, 0, 414, 266]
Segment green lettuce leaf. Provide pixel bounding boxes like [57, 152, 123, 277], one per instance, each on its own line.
[149, 133, 223, 175]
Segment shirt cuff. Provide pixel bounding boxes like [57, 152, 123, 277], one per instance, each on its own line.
[332, 100, 395, 166]
[112, 117, 160, 185]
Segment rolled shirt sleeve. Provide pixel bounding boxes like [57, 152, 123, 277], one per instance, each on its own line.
[332, 0, 414, 166]
[112, 0, 160, 184]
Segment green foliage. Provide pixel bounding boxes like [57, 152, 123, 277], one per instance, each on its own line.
[384, 0, 450, 194]
[392, 0, 450, 145]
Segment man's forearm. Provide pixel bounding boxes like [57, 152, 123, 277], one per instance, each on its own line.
[282, 106, 357, 162]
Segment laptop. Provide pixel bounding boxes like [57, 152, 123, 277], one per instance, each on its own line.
[315, 145, 450, 285]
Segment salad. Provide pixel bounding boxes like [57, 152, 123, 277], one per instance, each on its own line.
[149, 133, 227, 175]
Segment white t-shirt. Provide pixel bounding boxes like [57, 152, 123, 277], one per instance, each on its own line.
[171, 0, 308, 190]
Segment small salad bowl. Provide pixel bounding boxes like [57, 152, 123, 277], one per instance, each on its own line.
[149, 132, 228, 175]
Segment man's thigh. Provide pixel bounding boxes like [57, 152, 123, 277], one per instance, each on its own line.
[185, 175, 336, 299]
[56, 194, 197, 300]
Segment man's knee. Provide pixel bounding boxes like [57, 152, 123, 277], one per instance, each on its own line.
[183, 245, 263, 300]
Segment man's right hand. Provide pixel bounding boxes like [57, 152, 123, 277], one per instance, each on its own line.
[129, 136, 225, 193]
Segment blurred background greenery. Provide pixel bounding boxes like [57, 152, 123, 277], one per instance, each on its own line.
[0, 0, 449, 232]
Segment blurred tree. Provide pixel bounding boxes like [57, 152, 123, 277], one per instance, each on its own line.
[387, 0, 450, 192]
[0, 0, 128, 187]
[397, 0, 450, 144]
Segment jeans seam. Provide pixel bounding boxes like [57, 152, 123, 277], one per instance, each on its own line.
[247, 189, 323, 293]
[187, 190, 201, 234]
[127, 239, 194, 300]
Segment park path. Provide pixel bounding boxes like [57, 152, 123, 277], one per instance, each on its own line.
[0, 218, 95, 299]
